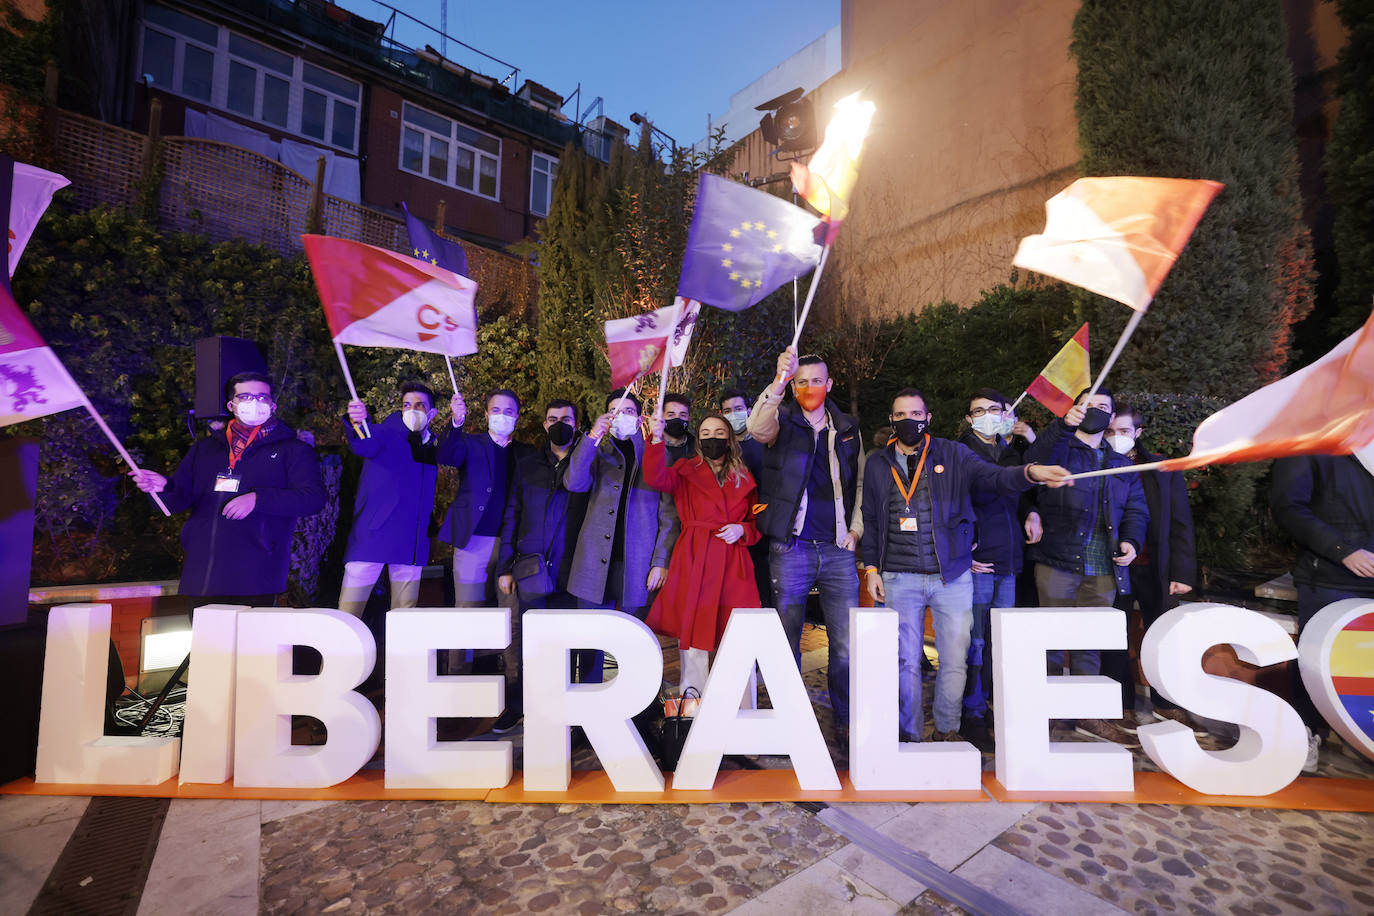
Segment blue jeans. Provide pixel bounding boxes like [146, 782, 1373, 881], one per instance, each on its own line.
[964, 572, 1015, 716]
[881, 570, 974, 736]
[769, 537, 860, 727]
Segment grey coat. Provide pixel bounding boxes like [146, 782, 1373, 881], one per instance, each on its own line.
[564, 432, 679, 609]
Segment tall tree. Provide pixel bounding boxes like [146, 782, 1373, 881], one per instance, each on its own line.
[1072, 0, 1314, 398]
[1326, 0, 1374, 338]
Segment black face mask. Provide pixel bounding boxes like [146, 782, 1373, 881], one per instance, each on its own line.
[892, 418, 929, 446]
[1077, 407, 1111, 435]
[699, 438, 728, 461]
[664, 418, 689, 440]
[546, 420, 574, 447]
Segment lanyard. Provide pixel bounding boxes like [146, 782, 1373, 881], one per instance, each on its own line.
[889, 435, 930, 511]
[225, 423, 264, 471]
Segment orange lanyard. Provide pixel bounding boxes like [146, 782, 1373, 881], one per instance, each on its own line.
[889, 435, 930, 511]
[225, 423, 264, 471]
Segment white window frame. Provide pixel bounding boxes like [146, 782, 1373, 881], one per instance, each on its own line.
[529, 152, 558, 217]
[399, 101, 502, 202]
[138, 6, 362, 154]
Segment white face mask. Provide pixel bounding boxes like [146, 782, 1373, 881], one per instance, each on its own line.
[611, 413, 639, 440]
[724, 409, 749, 434]
[488, 413, 516, 437]
[1000, 414, 1016, 437]
[234, 401, 271, 426]
[971, 414, 1002, 438]
[1107, 433, 1136, 455]
[402, 408, 430, 432]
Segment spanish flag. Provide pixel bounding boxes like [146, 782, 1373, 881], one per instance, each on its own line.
[1013, 177, 1222, 311]
[1026, 323, 1091, 417]
[789, 92, 876, 236]
[1329, 613, 1374, 748]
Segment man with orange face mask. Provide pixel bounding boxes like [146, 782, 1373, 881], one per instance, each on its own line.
[747, 348, 865, 738]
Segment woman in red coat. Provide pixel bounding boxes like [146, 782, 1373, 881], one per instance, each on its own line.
[643, 413, 761, 705]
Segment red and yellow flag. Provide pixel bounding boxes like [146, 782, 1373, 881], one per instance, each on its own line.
[1026, 323, 1090, 417]
[790, 92, 876, 238]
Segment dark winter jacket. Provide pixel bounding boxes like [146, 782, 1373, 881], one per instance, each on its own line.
[861, 437, 1036, 583]
[163, 421, 324, 596]
[1024, 419, 1148, 574]
[343, 411, 437, 566]
[498, 436, 589, 593]
[1272, 454, 1374, 594]
[1132, 446, 1198, 601]
[419, 426, 535, 549]
[958, 430, 1026, 576]
[750, 394, 864, 543]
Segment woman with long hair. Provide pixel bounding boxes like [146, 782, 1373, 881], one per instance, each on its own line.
[643, 412, 761, 703]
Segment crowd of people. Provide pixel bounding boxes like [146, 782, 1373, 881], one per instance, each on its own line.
[126, 349, 1374, 767]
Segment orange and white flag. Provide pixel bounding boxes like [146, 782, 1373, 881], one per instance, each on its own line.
[1158, 309, 1374, 472]
[303, 234, 478, 357]
[1013, 177, 1222, 311]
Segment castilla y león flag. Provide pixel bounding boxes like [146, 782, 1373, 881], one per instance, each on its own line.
[303, 234, 477, 357]
[0, 283, 86, 427]
[1013, 177, 1222, 311]
[604, 297, 700, 389]
[1157, 309, 1374, 472]
[1026, 323, 1091, 417]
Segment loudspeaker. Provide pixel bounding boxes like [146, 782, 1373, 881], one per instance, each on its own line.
[194, 336, 268, 419]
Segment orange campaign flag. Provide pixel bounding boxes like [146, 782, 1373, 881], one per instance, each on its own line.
[1026, 323, 1090, 417]
[1157, 309, 1374, 472]
[1013, 177, 1223, 311]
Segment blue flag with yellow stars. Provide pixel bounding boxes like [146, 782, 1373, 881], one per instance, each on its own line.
[678, 174, 824, 312]
[402, 201, 468, 277]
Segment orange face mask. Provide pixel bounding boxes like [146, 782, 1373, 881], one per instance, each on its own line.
[794, 386, 827, 412]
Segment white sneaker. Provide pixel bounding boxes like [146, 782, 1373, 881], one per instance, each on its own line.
[1303, 728, 1320, 775]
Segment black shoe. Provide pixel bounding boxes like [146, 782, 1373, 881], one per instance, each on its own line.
[959, 714, 995, 754]
[491, 708, 523, 735]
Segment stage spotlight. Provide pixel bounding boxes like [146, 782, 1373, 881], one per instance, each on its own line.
[756, 87, 815, 155]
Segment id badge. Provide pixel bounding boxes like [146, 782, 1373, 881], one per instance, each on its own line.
[214, 471, 241, 493]
[899, 509, 918, 533]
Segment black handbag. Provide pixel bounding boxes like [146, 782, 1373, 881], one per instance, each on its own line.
[659, 687, 700, 772]
[511, 552, 554, 600]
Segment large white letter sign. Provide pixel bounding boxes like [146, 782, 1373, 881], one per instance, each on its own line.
[523, 608, 663, 792]
[1141, 604, 1306, 795]
[1299, 597, 1374, 765]
[35, 604, 181, 785]
[993, 607, 1133, 792]
[673, 608, 840, 791]
[233, 609, 380, 788]
[178, 605, 243, 785]
[385, 608, 511, 789]
[849, 607, 979, 791]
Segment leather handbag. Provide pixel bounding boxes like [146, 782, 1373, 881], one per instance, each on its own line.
[511, 552, 554, 600]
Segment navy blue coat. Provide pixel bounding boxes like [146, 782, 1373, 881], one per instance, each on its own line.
[861, 437, 1035, 583]
[753, 397, 864, 542]
[959, 430, 1026, 576]
[1272, 454, 1374, 593]
[424, 426, 535, 549]
[162, 421, 324, 596]
[1025, 419, 1148, 573]
[498, 436, 589, 592]
[343, 411, 437, 566]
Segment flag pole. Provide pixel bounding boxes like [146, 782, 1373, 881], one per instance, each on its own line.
[1086, 310, 1145, 401]
[81, 398, 171, 517]
[789, 242, 833, 351]
[656, 360, 671, 419]
[333, 341, 371, 438]
[444, 354, 459, 393]
[1063, 459, 1165, 481]
[1009, 390, 1028, 412]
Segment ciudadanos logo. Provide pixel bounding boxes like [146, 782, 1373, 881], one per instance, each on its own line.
[1299, 598, 1374, 763]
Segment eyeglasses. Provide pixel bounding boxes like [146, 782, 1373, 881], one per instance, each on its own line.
[968, 406, 1003, 417]
[232, 393, 273, 404]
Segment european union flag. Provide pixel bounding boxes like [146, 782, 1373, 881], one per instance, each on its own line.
[402, 201, 468, 277]
[678, 174, 823, 312]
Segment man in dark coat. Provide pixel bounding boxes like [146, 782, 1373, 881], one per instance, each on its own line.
[493, 399, 589, 729]
[862, 388, 1068, 742]
[1271, 448, 1374, 761]
[1103, 405, 1197, 731]
[130, 372, 324, 606]
[336, 381, 439, 616]
[1024, 387, 1149, 747]
[746, 349, 865, 734]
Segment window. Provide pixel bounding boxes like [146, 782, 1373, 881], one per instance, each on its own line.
[400, 102, 501, 200]
[139, 6, 362, 153]
[530, 153, 557, 216]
